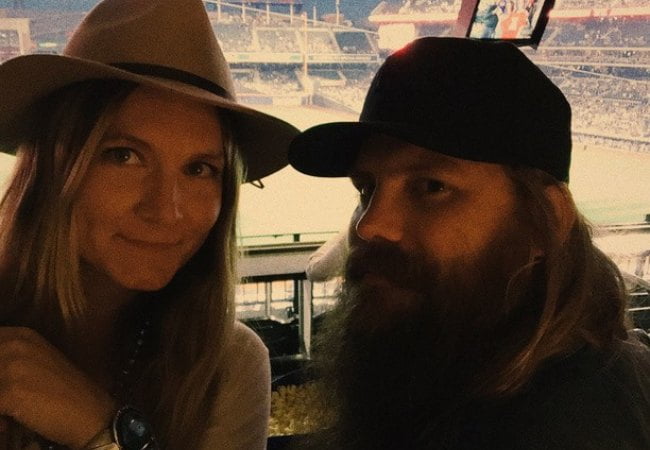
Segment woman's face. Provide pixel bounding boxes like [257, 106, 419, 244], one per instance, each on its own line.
[74, 86, 225, 293]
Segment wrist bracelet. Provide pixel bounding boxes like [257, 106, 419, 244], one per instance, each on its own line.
[83, 406, 156, 450]
[84, 428, 118, 450]
[112, 405, 157, 450]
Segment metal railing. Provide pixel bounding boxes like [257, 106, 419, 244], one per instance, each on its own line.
[236, 230, 337, 247]
[237, 224, 650, 358]
[237, 271, 340, 358]
[236, 268, 650, 359]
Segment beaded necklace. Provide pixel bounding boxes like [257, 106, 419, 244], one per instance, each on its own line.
[113, 317, 152, 400]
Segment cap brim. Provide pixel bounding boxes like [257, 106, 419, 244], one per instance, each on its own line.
[0, 54, 299, 182]
[289, 120, 431, 177]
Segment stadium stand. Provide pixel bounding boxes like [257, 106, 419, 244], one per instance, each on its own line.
[334, 31, 375, 54]
[258, 66, 303, 94]
[543, 17, 648, 47]
[380, 0, 649, 15]
[0, 27, 19, 60]
[308, 68, 344, 82]
[213, 21, 255, 52]
[557, 0, 648, 8]
[1, 1, 646, 150]
[231, 69, 265, 94]
[257, 27, 301, 53]
[315, 68, 373, 111]
[306, 29, 339, 54]
[1, 9, 83, 53]
[368, 0, 649, 154]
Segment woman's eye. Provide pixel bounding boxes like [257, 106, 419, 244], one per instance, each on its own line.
[186, 161, 221, 178]
[101, 147, 139, 165]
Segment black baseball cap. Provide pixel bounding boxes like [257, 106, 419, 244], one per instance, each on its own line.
[289, 37, 572, 182]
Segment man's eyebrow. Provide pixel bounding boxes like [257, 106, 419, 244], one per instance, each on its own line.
[350, 156, 463, 177]
[403, 155, 463, 173]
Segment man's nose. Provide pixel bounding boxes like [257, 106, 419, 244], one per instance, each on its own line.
[354, 188, 404, 243]
[136, 170, 184, 224]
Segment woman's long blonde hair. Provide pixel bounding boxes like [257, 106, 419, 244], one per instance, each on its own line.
[0, 79, 243, 449]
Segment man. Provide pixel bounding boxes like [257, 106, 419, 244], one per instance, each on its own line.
[288, 37, 650, 449]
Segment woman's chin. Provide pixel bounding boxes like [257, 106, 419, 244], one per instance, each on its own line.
[116, 271, 176, 293]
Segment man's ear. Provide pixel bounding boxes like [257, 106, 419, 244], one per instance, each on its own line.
[543, 183, 577, 246]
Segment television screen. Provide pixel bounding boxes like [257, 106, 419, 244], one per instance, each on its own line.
[456, 0, 555, 47]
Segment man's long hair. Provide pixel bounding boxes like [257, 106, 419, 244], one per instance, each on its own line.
[476, 166, 629, 397]
[0, 79, 242, 449]
[309, 165, 630, 449]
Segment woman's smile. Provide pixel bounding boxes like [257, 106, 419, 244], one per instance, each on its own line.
[115, 234, 181, 251]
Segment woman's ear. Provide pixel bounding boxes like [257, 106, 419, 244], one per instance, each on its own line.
[543, 182, 577, 246]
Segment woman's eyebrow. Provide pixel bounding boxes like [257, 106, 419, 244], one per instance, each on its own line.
[100, 131, 149, 148]
[193, 151, 225, 162]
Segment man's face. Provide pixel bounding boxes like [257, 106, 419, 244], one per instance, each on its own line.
[316, 134, 544, 448]
[345, 133, 534, 334]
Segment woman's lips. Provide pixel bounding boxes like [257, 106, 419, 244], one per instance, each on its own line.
[117, 234, 180, 249]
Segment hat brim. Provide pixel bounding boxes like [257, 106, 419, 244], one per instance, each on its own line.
[289, 120, 433, 177]
[0, 54, 299, 182]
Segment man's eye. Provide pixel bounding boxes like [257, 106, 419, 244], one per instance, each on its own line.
[186, 162, 221, 178]
[101, 147, 139, 165]
[357, 184, 374, 205]
[423, 179, 445, 193]
[412, 179, 447, 199]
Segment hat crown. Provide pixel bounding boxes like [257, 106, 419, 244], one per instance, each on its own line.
[0, 0, 300, 181]
[64, 0, 235, 97]
[289, 37, 572, 182]
[359, 37, 572, 181]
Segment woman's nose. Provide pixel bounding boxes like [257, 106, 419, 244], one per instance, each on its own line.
[135, 171, 184, 224]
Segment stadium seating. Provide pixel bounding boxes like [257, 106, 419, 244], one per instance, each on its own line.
[3, 1, 648, 150]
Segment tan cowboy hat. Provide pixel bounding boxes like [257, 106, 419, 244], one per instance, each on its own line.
[0, 0, 299, 182]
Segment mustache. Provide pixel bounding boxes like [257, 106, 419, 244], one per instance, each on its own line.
[345, 241, 431, 291]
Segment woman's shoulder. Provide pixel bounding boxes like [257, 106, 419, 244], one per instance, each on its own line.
[223, 321, 270, 366]
[199, 326, 271, 449]
[210, 320, 271, 402]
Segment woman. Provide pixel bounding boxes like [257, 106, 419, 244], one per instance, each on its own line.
[0, 0, 298, 449]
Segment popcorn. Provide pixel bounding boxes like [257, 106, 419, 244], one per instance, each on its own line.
[269, 381, 335, 436]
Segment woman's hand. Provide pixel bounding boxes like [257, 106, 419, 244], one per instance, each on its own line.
[0, 327, 116, 449]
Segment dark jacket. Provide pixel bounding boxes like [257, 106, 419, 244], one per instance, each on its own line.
[459, 333, 650, 449]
